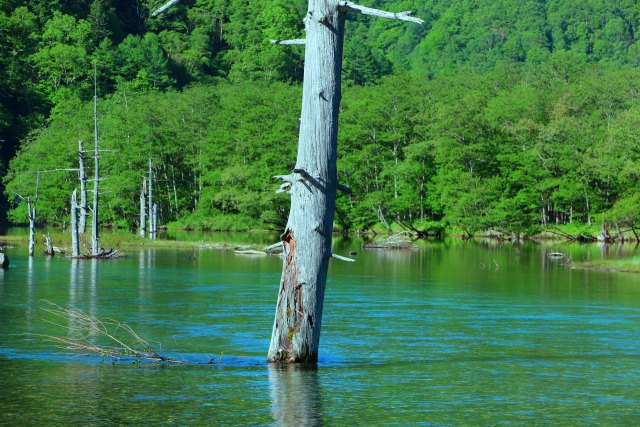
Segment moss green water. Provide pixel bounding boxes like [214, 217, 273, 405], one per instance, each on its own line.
[1, 237, 639, 425]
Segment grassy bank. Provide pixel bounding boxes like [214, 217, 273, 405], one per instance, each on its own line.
[0, 228, 275, 255]
[572, 256, 640, 274]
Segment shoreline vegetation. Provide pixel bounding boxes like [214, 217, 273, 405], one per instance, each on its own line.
[2, 224, 639, 273]
[2, 1, 640, 272]
[571, 257, 640, 274]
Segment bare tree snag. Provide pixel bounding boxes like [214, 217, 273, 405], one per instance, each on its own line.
[27, 196, 36, 257]
[12, 169, 76, 257]
[148, 159, 156, 240]
[44, 233, 54, 256]
[140, 179, 147, 237]
[78, 140, 88, 234]
[26, 171, 40, 257]
[267, 0, 422, 363]
[71, 189, 80, 257]
[170, 164, 179, 213]
[91, 65, 100, 256]
[153, 203, 158, 236]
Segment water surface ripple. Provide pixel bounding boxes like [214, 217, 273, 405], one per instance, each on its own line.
[1, 239, 639, 425]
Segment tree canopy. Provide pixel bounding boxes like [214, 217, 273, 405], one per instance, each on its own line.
[2, 0, 640, 235]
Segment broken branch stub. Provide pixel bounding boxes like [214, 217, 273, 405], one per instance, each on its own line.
[152, 0, 180, 17]
[337, 183, 352, 195]
[338, 1, 425, 24]
[270, 39, 306, 45]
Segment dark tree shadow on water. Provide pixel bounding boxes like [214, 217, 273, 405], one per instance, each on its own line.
[268, 364, 324, 426]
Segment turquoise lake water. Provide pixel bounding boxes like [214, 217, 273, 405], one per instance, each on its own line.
[1, 236, 639, 425]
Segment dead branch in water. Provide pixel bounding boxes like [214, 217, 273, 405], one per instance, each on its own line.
[362, 231, 416, 249]
[38, 301, 183, 363]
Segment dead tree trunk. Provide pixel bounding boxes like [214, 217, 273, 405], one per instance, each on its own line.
[13, 170, 75, 257]
[140, 179, 147, 237]
[152, 203, 158, 236]
[148, 158, 156, 240]
[44, 233, 54, 256]
[78, 140, 88, 234]
[71, 189, 80, 257]
[91, 67, 100, 256]
[27, 171, 41, 257]
[267, 0, 422, 363]
[170, 164, 179, 213]
[27, 196, 36, 257]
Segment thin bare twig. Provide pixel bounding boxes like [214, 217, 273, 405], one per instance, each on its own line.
[38, 301, 183, 363]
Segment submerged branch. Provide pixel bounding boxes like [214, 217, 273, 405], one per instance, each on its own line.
[362, 232, 416, 249]
[38, 301, 183, 363]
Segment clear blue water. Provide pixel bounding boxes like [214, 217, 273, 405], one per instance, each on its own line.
[1, 237, 639, 425]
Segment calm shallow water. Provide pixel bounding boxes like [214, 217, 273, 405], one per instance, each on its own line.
[1, 236, 640, 425]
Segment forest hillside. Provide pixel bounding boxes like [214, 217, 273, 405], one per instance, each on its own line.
[2, 0, 639, 236]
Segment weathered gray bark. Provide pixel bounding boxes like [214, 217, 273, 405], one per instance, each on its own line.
[78, 140, 88, 234]
[140, 179, 147, 237]
[27, 196, 35, 257]
[267, 0, 422, 363]
[170, 165, 179, 214]
[152, 203, 158, 236]
[71, 189, 80, 257]
[148, 159, 156, 240]
[91, 68, 100, 256]
[44, 233, 54, 256]
[267, 0, 345, 364]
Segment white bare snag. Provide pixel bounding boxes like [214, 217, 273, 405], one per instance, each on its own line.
[78, 140, 88, 234]
[140, 179, 147, 237]
[267, 1, 423, 363]
[71, 189, 80, 257]
[91, 66, 100, 257]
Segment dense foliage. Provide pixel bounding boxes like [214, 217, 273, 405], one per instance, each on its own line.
[2, 0, 640, 234]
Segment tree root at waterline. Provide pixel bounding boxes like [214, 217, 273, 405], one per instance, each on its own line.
[38, 301, 183, 364]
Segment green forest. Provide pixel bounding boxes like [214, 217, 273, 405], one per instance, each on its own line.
[2, 0, 640, 237]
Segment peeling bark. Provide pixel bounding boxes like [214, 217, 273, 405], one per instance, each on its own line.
[267, 0, 343, 364]
[268, 0, 421, 363]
